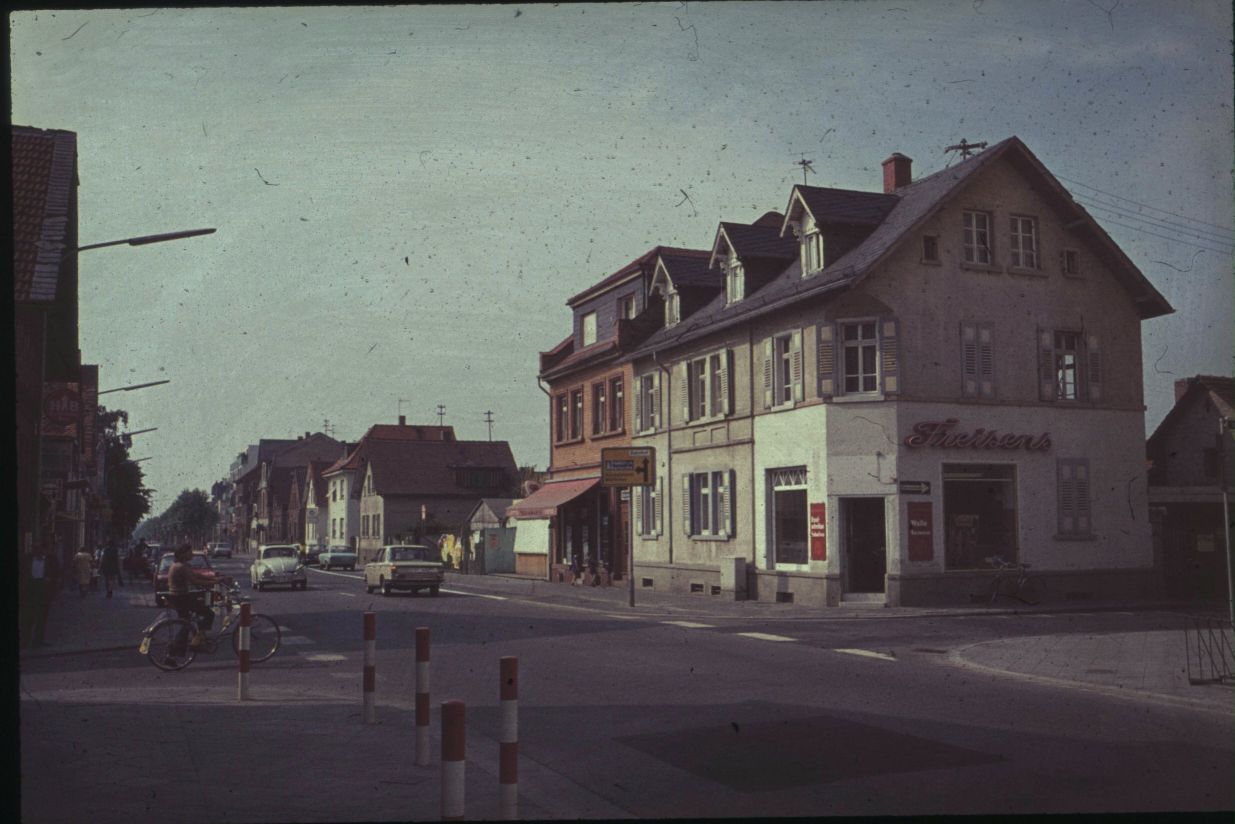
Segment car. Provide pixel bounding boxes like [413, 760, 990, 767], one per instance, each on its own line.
[153, 551, 215, 607]
[302, 545, 326, 566]
[318, 545, 357, 571]
[208, 541, 233, 558]
[364, 544, 444, 596]
[250, 544, 307, 592]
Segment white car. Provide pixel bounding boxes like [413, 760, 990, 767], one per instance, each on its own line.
[208, 541, 233, 558]
[364, 544, 445, 596]
[250, 544, 307, 592]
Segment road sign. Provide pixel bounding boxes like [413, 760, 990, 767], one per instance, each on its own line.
[899, 480, 931, 495]
[601, 447, 656, 487]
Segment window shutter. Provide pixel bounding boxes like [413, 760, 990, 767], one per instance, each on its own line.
[720, 349, 732, 416]
[791, 329, 804, 403]
[682, 474, 693, 536]
[678, 362, 690, 424]
[1038, 327, 1056, 401]
[881, 318, 900, 395]
[1086, 334, 1102, 403]
[762, 338, 774, 409]
[634, 375, 644, 432]
[654, 478, 663, 536]
[652, 371, 662, 429]
[818, 323, 836, 399]
[961, 322, 978, 397]
[631, 483, 642, 537]
[978, 322, 995, 399]
[1076, 461, 1091, 534]
[1057, 459, 1075, 535]
[726, 469, 736, 538]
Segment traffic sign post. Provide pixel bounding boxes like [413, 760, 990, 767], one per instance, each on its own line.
[601, 448, 656, 609]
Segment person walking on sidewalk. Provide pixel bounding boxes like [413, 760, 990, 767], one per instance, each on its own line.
[99, 541, 123, 597]
[20, 546, 60, 648]
[72, 546, 94, 597]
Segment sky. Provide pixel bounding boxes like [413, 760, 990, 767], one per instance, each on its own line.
[11, 1, 1234, 513]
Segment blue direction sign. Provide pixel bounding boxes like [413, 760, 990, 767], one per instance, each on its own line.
[601, 447, 656, 487]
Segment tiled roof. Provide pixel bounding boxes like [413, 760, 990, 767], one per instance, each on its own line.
[718, 219, 797, 262]
[307, 460, 333, 507]
[790, 185, 899, 227]
[366, 439, 518, 497]
[659, 250, 721, 290]
[364, 423, 456, 442]
[13, 126, 77, 304]
[1196, 375, 1235, 418]
[541, 338, 620, 380]
[566, 245, 710, 307]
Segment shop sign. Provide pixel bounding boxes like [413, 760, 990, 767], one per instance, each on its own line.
[899, 480, 931, 495]
[42, 383, 81, 437]
[809, 503, 826, 561]
[903, 419, 1050, 451]
[907, 502, 933, 562]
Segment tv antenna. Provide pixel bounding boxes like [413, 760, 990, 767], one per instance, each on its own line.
[436, 404, 446, 427]
[322, 418, 336, 438]
[792, 153, 816, 186]
[944, 139, 987, 160]
[483, 410, 495, 441]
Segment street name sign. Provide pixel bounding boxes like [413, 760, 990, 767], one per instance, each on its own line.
[898, 480, 931, 495]
[601, 447, 656, 487]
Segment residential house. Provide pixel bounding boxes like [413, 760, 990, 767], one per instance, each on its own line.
[509, 246, 705, 583]
[624, 136, 1173, 607]
[1148, 375, 1235, 601]
[302, 460, 333, 549]
[466, 498, 517, 574]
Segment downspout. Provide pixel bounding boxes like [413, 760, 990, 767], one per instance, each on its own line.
[748, 322, 758, 579]
[536, 376, 554, 580]
[652, 349, 673, 565]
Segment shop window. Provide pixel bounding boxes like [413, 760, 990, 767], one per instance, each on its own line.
[943, 464, 1018, 569]
[768, 467, 808, 567]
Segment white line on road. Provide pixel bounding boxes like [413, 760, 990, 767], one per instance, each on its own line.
[279, 636, 315, 646]
[834, 648, 897, 661]
[662, 621, 714, 629]
[440, 588, 507, 601]
[304, 654, 348, 662]
[738, 632, 796, 642]
[310, 567, 363, 580]
[337, 592, 357, 597]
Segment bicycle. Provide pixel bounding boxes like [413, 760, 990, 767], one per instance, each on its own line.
[985, 555, 1040, 606]
[140, 580, 281, 671]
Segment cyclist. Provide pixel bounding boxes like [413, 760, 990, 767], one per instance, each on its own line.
[165, 544, 232, 656]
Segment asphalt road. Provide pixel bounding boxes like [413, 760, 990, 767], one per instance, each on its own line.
[21, 557, 1234, 818]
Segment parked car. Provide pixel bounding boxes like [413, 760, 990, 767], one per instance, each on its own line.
[364, 544, 444, 596]
[302, 545, 326, 566]
[318, 545, 357, 571]
[250, 544, 307, 592]
[153, 551, 214, 606]
[208, 541, 233, 558]
[124, 546, 152, 580]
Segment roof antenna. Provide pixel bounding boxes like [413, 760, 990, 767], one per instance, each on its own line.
[483, 410, 495, 441]
[322, 418, 336, 438]
[944, 139, 988, 160]
[436, 404, 446, 427]
[792, 153, 816, 185]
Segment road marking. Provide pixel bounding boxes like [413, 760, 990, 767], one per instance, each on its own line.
[279, 636, 315, 646]
[1024, 613, 1055, 618]
[834, 648, 897, 661]
[662, 620, 714, 629]
[738, 632, 796, 642]
[304, 654, 347, 662]
[337, 592, 357, 597]
[440, 588, 507, 601]
[311, 567, 363, 580]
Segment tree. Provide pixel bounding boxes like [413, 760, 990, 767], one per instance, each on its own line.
[98, 406, 153, 540]
[138, 489, 219, 548]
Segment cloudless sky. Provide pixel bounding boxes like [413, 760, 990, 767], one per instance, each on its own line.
[11, 2, 1233, 512]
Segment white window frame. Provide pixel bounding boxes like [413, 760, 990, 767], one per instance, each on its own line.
[1054, 331, 1082, 401]
[619, 294, 636, 319]
[636, 371, 660, 433]
[840, 319, 880, 395]
[802, 230, 824, 274]
[634, 479, 663, 537]
[592, 381, 607, 436]
[963, 210, 992, 265]
[775, 334, 794, 405]
[725, 260, 745, 304]
[686, 470, 732, 538]
[767, 467, 809, 570]
[609, 376, 624, 433]
[1010, 215, 1038, 269]
[665, 290, 680, 327]
[581, 311, 597, 347]
[569, 387, 584, 440]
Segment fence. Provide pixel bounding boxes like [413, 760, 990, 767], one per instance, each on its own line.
[1184, 614, 1234, 685]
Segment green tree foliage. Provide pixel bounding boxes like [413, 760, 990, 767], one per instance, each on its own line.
[138, 488, 219, 548]
[98, 406, 152, 539]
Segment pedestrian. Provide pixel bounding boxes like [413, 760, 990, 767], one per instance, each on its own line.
[20, 544, 60, 648]
[99, 542, 122, 597]
[72, 546, 94, 597]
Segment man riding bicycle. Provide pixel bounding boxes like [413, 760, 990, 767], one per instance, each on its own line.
[166, 544, 232, 652]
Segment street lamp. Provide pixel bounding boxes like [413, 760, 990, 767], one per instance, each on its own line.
[98, 380, 170, 395]
[76, 228, 215, 252]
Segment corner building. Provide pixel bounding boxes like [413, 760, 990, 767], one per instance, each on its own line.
[625, 137, 1173, 606]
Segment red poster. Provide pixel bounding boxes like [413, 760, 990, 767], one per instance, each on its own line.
[907, 502, 933, 562]
[809, 503, 826, 561]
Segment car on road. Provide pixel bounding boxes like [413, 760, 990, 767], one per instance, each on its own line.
[250, 544, 307, 592]
[153, 551, 214, 606]
[318, 545, 357, 571]
[302, 545, 326, 566]
[364, 544, 444, 596]
[208, 541, 233, 558]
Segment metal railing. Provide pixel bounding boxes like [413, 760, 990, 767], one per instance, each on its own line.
[1184, 614, 1234, 685]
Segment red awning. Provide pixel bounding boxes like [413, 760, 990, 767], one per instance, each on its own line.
[507, 477, 601, 519]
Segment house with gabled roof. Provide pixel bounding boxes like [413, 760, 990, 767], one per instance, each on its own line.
[302, 460, 333, 549]
[623, 136, 1173, 607]
[1147, 375, 1235, 601]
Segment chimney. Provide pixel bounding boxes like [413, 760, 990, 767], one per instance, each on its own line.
[305, 431, 311, 440]
[398, 415, 406, 426]
[882, 153, 912, 193]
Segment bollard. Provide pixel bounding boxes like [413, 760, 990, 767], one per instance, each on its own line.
[415, 627, 431, 766]
[499, 657, 518, 820]
[441, 700, 466, 821]
[363, 612, 377, 724]
[237, 602, 251, 701]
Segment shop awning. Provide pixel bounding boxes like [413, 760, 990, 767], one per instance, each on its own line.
[507, 477, 601, 519]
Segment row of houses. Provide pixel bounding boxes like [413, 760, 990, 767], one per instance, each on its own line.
[510, 136, 1231, 606]
[216, 417, 523, 566]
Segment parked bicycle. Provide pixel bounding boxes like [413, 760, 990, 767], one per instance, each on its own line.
[140, 580, 281, 671]
[985, 555, 1041, 606]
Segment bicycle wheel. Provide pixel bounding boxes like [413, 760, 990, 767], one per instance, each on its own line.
[231, 613, 281, 663]
[987, 575, 1005, 606]
[146, 619, 197, 671]
[1016, 577, 1041, 605]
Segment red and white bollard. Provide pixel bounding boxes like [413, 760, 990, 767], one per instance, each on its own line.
[236, 602, 251, 701]
[363, 612, 377, 724]
[441, 700, 466, 821]
[415, 627, 431, 766]
[499, 656, 518, 820]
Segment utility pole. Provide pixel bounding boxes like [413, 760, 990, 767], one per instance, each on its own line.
[484, 410, 495, 441]
[944, 138, 988, 160]
[1220, 416, 1234, 631]
[436, 404, 446, 427]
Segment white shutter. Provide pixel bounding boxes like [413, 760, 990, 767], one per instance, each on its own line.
[634, 375, 644, 432]
[678, 362, 690, 424]
[961, 322, 978, 398]
[725, 470, 736, 538]
[1086, 334, 1102, 403]
[791, 330, 804, 403]
[682, 474, 693, 536]
[1076, 461, 1091, 534]
[762, 338, 774, 408]
[1058, 460, 1075, 535]
[880, 318, 900, 395]
[818, 324, 836, 398]
[719, 350, 732, 416]
[653, 371, 662, 429]
[654, 477, 663, 536]
[978, 323, 995, 399]
[631, 483, 643, 537]
[1038, 327, 1056, 401]
[717, 472, 730, 539]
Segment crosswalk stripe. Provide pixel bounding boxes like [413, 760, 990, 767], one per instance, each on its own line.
[834, 648, 896, 661]
[738, 632, 796, 642]
[279, 636, 315, 646]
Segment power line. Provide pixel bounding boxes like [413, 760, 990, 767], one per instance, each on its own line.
[1078, 199, 1234, 250]
[1086, 213, 1233, 255]
[1058, 173, 1235, 235]
[1074, 193, 1234, 246]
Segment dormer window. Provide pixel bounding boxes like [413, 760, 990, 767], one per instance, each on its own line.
[802, 230, 824, 274]
[581, 311, 597, 347]
[725, 261, 745, 304]
[665, 290, 681, 326]
[619, 294, 636, 319]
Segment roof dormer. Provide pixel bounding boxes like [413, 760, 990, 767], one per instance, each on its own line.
[782, 189, 825, 277]
[709, 225, 745, 305]
[650, 257, 681, 327]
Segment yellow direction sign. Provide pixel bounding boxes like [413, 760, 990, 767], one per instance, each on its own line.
[601, 447, 656, 487]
